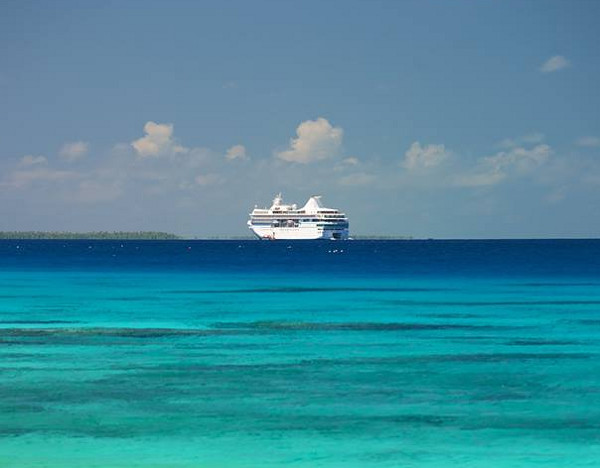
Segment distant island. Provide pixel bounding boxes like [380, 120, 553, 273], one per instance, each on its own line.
[0, 232, 415, 240]
[0, 231, 181, 240]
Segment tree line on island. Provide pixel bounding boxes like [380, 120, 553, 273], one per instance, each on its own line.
[0, 232, 414, 240]
[0, 231, 181, 240]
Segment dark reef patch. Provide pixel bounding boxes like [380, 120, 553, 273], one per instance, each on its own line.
[576, 320, 600, 326]
[211, 320, 527, 332]
[422, 313, 485, 319]
[0, 320, 81, 325]
[382, 299, 600, 307]
[511, 282, 600, 288]
[506, 338, 581, 346]
[166, 286, 452, 295]
[0, 327, 258, 339]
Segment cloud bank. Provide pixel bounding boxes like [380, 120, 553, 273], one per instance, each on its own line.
[455, 144, 551, 187]
[2, 118, 600, 238]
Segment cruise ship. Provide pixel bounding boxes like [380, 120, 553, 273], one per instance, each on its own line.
[248, 194, 349, 240]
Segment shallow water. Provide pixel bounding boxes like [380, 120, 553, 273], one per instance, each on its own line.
[1, 240, 600, 467]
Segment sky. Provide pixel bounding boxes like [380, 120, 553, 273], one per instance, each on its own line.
[1, 0, 599, 238]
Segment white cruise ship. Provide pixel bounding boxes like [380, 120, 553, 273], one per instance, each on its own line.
[248, 194, 349, 240]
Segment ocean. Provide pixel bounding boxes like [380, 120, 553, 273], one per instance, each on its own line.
[1, 239, 599, 467]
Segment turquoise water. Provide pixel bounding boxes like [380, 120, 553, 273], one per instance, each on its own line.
[1, 240, 600, 467]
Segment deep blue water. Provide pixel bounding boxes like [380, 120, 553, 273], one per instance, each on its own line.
[1, 240, 600, 467]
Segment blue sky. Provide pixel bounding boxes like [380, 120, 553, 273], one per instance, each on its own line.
[1, 0, 599, 237]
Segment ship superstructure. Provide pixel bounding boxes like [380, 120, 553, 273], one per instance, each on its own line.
[248, 194, 349, 240]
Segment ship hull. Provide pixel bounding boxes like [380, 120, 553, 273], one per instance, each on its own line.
[249, 225, 349, 240]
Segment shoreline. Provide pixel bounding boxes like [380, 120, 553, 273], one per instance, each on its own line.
[0, 234, 598, 241]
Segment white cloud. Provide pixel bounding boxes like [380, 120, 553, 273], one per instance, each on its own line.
[499, 133, 544, 149]
[195, 173, 223, 186]
[454, 170, 507, 188]
[489, 144, 551, 173]
[334, 157, 361, 172]
[338, 172, 376, 186]
[131, 121, 188, 158]
[402, 142, 449, 170]
[19, 155, 47, 167]
[455, 144, 551, 187]
[333, 157, 362, 173]
[225, 144, 247, 160]
[276, 117, 343, 163]
[540, 55, 569, 73]
[60, 141, 89, 161]
[342, 157, 359, 166]
[576, 136, 600, 148]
